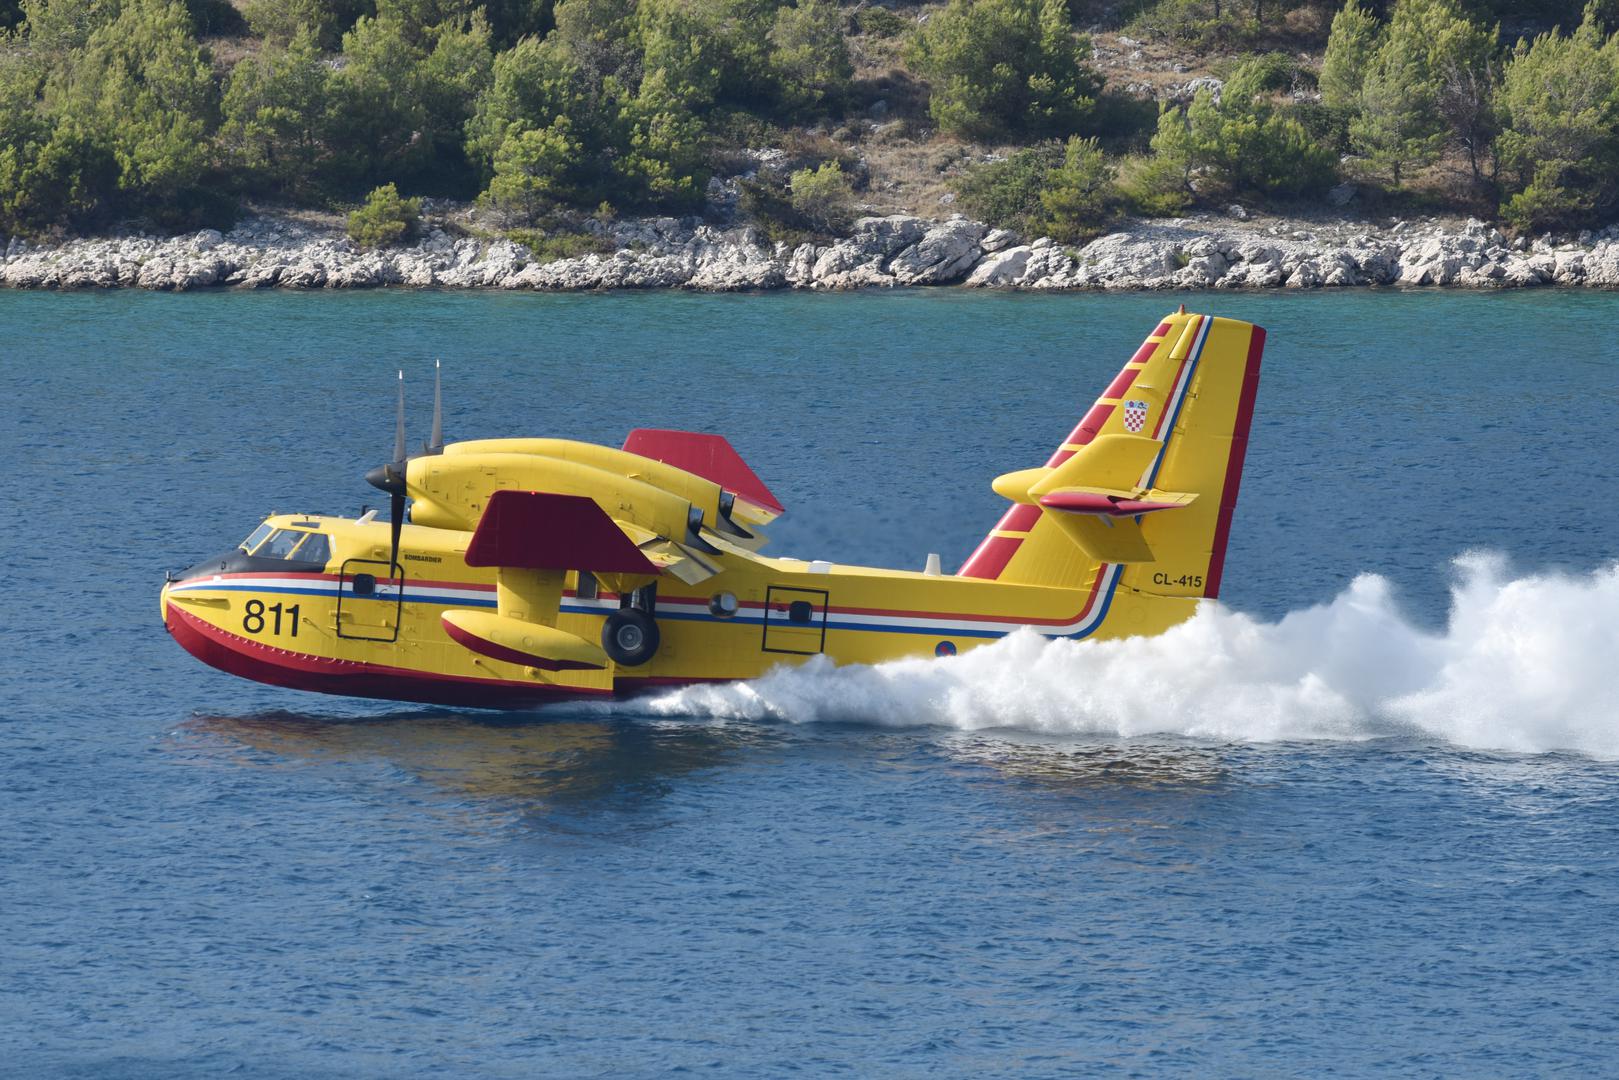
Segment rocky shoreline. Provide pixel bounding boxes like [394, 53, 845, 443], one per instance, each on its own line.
[7, 209, 1619, 292]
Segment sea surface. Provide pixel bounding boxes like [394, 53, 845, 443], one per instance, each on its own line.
[2, 288, 1618, 1077]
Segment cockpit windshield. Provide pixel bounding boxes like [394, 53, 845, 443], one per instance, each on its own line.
[257, 529, 305, 559]
[240, 523, 274, 553]
[239, 524, 332, 565]
[293, 532, 331, 567]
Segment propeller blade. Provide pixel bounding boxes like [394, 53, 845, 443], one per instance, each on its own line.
[389, 489, 405, 577]
[429, 359, 442, 451]
[393, 369, 406, 466]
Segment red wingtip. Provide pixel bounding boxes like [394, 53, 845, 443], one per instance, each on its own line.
[622, 429, 784, 515]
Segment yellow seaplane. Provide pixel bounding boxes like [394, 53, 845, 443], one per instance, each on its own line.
[161, 309, 1265, 709]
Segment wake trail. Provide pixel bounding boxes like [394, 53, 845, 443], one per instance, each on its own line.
[642, 554, 1619, 758]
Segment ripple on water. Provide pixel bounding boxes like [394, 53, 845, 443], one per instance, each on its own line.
[2, 289, 1618, 1075]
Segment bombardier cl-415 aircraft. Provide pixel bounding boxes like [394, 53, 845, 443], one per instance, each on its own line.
[161, 309, 1265, 708]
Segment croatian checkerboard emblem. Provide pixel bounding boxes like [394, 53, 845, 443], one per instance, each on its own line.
[1123, 399, 1150, 433]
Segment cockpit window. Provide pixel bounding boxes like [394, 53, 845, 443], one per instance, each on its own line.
[240, 523, 274, 553]
[256, 529, 304, 560]
[292, 532, 331, 567]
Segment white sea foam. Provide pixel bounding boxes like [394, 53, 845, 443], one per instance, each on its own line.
[644, 554, 1619, 757]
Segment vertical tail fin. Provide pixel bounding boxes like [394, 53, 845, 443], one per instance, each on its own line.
[959, 311, 1264, 601]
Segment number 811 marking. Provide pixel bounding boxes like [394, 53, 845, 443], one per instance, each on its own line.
[243, 598, 299, 637]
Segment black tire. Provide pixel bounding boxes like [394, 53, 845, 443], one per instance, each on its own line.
[601, 608, 660, 667]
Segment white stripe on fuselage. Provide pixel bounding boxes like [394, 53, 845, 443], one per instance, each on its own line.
[170, 563, 1125, 641]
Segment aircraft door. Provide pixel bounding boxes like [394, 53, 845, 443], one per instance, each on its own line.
[762, 585, 828, 655]
[336, 558, 404, 642]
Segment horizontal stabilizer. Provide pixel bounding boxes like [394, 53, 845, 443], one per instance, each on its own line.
[1048, 512, 1156, 564]
[1038, 489, 1196, 518]
[623, 429, 783, 522]
[1032, 434, 1163, 497]
[465, 490, 657, 574]
[992, 435, 1165, 505]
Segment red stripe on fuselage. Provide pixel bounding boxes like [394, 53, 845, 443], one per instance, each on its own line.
[178, 570, 496, 592]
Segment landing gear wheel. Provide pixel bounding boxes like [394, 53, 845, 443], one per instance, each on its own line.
[602, 608, 660, 667]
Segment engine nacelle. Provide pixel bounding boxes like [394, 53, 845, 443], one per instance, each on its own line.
[406, 451, 697, 542]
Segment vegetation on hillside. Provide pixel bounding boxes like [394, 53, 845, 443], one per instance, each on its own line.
[1, 0, 1618, 242]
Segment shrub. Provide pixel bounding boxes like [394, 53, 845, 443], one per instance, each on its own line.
[788, 159, 856, 233]
[465, 13, 710, 216]
[856, 7, 907, 38]
[1137, 55, 1338, 209]
[347, 182, 421, 248]
[1093, 89, 1163, 150]
[950, 137, 1119, 241]
[1320, 0, 1380, 111]
[1221, 50, 1314, 98]
[220, 29, 335, 199]
[1117, 150, 1194, 217]
[905, 0, 1099, 141]
[1348, 6, 1445, 186]
[507, 228, 617, 264]
[738, 177, 813, 244]
[57, 0, 218, 216]
[1124, 0, 1261, 50]
[950, 143, 1065, 236]
[769, 0, 853, 115]
[1187, 87, 1337, 198]
[326, 8, 494, 194]
[1495, 8, 1619, 229]
[1039, 136, 1118, 242]
[483, 119, 582, 224]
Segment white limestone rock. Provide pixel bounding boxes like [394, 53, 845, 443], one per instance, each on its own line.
[850, 215, 929, 258]
[980, 228, 1020, 254]
[1021, 246, 1081, 288]
[688, 241, 784, 290]
[888, 219, 987, 285]
[965, 246, 1033, 287]
[784, 242, 823, 286]
[1073, 232, 1178, 287]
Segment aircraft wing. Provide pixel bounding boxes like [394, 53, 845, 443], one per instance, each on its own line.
[464, 489, 722, 586]
[464, 490, 660, 575]
[444, 489, 725, 678]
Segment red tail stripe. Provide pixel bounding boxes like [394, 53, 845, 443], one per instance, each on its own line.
[1103, 367, 1139, 399]
[1047, 403, 1114, 464]
[1002, 503, 1042, 532]
[958, 535, 1022, 579]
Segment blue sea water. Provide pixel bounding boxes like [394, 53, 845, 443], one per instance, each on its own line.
[2, 288, 1618, 1077]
